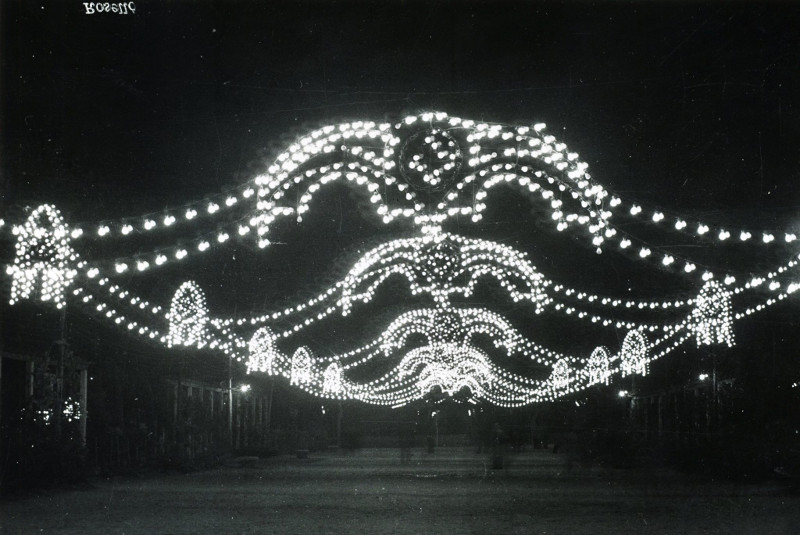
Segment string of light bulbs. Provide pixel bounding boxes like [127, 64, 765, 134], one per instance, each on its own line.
[6, 112, 800, 407]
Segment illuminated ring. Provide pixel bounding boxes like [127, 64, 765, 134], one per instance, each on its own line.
[399, 128, 463, 191]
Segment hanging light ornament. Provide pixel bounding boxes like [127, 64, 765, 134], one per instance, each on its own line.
[586, 346, 612, 385]
[7, 204, 78, 309]
[290, 346, 314, 385]
[691, 279, 734, 347]
[322, 362, 345, 397]
[246, 326, 283, 374]
[550, 359, 572, 390]
[166, 281, 209, 348]
[620, 330, 648, 377]
[253, 112, 609, 249]
[396, 343, 494, 397]
[339, 233, 551, 314]
[6, 113, 800, 408]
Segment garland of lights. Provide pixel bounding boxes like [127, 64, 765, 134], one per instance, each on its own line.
[5, 112, 800, 407]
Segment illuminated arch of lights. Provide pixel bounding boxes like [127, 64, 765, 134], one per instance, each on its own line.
[4, 112, 800, 407]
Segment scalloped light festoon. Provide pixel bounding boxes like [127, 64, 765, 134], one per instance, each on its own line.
[5, 112, 800, 407]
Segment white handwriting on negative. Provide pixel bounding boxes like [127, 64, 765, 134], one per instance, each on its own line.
[84, 3, 136, 14]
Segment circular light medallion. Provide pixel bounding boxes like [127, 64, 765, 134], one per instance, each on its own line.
[399, 128, 462, 191]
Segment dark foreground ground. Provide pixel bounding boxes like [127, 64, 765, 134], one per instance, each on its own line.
[1, 448, 799, 534]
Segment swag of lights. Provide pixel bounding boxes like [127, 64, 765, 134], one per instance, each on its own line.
[4, 111, 799, 407]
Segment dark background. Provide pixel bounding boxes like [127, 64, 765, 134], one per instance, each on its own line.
[2, 1, 800, 457]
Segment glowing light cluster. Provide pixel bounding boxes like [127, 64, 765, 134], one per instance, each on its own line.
[7, 112, 800, 408]
[309, 313, 686, 406]
[619, 330, 648, 377]
[550, 359, 572, 390]
[396, 343, 494, 396]
[400, 128, 462, 189]
[62, 397, 82, 423]
[7, 205, 78, 308]
[377, 308, 520, 358]
[586, 347, 612, 385]
[253, 112, 610, 248]
[167, 281, 209, 348]
[691, 280, 734, 346]
[290, 346, 314, 385]
[241, 112, 779, 282]
[323, 362, 345, 396]
[246, 327, 283, 374]
[340, 233, 550, 314]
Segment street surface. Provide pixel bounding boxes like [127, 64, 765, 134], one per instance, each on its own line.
[2, 448, 798, 534]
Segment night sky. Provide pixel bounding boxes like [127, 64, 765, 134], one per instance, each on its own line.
[3, 1, 800, 368]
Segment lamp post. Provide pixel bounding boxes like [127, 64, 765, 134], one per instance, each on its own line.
[228, 355, 233, 449]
